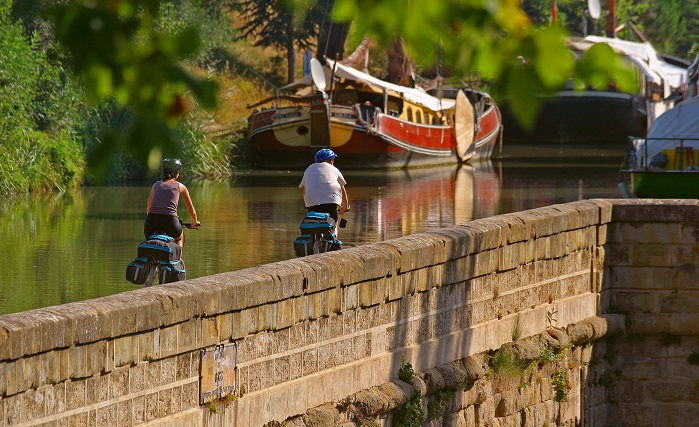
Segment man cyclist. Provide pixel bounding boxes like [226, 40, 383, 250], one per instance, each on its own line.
[299, 149, 349, 228]
[144, 158, 200, 249]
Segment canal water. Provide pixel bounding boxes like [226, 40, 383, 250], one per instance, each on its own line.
[0, 144, 628, 315]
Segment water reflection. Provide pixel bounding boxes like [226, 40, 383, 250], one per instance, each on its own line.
[0, 156, 623, 314]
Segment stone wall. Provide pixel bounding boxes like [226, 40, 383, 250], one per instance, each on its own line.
[0, 199, 697, 427]
[597, 200, 699, 426]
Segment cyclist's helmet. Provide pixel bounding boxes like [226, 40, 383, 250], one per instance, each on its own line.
[315, 148, 337, 162]
[161, 158, 182, 175]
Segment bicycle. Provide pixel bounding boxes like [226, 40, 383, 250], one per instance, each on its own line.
[293, 208, 348, 256]
[126, 222, 199, 287]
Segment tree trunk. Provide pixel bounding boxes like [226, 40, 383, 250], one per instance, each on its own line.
[316, 18, 350, 63]
[287, 28, 296, 84]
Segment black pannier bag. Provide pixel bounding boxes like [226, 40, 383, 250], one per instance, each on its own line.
[293, 212, 342, 256]
[293, 234, 314, 256]
[137, 234, 182, 261]
[158, 259, 186, 283]
[126, 257, 149, 284]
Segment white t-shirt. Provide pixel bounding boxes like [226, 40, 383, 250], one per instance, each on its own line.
[299, 162, 347, 207]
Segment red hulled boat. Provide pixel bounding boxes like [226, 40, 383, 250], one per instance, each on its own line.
[246, 59, 502, 170]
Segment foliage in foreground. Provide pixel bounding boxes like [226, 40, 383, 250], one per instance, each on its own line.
[0, 0, 84, 196]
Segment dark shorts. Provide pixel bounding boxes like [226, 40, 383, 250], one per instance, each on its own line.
[307, 203, 338, 223]
[144, 213, 182, 240]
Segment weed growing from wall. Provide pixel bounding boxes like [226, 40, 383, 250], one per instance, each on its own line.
[511, 314, 522, 341]
[488, 348, 526, 378]
[688, 352, 699, 365]
[394, 358, 424, 427]
[546, 308, 558, 330]
[552, 370, 569, 402]
[426, 390, 455, 421]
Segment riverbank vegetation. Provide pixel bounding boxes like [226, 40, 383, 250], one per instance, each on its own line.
[1, 0, 697, 197]
[1, 0, 278, 195]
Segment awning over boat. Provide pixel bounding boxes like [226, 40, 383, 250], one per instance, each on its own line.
[281, 59, 456, 113]
[636, 96, 699, 161]
[568, 36, 690, 99]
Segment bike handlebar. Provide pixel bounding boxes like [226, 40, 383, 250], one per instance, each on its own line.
[183, 222, 201, 230]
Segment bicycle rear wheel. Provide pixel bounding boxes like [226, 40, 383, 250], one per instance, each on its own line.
[144, 261, 159, 287]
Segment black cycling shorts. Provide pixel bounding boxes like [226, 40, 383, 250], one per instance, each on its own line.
[144, 213, 182, 240]
[307, 203, 338, 223]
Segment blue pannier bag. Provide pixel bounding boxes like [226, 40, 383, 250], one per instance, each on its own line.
[137, 234, 182, 262]
[299, 211, 335, 233]
[158, 259, 186, 283]
[126, 257, 149, 284]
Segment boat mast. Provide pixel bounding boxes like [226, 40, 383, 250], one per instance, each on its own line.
[605, 0, 616, 38]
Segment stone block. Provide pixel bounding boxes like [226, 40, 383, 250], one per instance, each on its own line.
[160, 356, 177, 386]
[201, 271, 250, 312]
[471, 250, 494, 277]
[342, 245, 397, 281]
[183, 381, 199, 410]
[239, 307, 257, 338]
[498, 243, 520, 272]
[145, 391, 158, 422]
[33, 309, 72, 355]
[114, 334, 138, 368]
[232, 269, 280, 308]
[158, 387, 173, 418]
[429, 227, 478, 259]
[609, 199, 699, 223]
[653, 403, 699, 426]
[157, 324, 177, 358]
[460, 220, 504, 252]
[116, 399, 133, 425]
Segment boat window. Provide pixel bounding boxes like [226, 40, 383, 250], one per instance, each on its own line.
[407, 107, 413, 122]
[416, 111, 422, 124]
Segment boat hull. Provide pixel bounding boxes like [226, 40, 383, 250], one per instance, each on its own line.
[247, 98, 502, 170]
[500, 91, 646, 144]
[631, 171, 699, 198]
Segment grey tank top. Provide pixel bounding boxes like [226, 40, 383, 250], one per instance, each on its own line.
[149, 180, 180, 216]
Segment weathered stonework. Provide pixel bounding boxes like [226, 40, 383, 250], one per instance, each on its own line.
[0, 199, 697, 426]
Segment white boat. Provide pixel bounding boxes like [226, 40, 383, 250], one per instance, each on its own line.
[621, 96, 699, 198]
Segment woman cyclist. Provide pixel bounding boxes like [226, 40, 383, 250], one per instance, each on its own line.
[299, 149, 349, 226]
[144, 158, 200, 248]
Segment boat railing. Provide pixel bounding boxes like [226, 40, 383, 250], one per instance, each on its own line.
[627, 136, 699, 171]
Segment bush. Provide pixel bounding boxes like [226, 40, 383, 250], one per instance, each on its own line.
[0, 0, 84, 196]
[155, 0, 236, 67]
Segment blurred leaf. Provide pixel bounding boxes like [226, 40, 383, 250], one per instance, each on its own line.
[47, 0, 218, 180]
[575, 43, 639, 93]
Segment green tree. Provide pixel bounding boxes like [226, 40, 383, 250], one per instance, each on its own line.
[47, 0, 219, 181]
[231, 0, 333, 83]
[644, 0, 699, 58]
[0, 0, 84, 196]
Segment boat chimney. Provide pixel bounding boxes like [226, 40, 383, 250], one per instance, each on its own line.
[605, 0, 616, 37]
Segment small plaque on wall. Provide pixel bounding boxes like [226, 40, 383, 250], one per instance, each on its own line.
[200, 343, 237, 404]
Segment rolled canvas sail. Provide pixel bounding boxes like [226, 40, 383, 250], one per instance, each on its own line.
[455, 90, 476, 161]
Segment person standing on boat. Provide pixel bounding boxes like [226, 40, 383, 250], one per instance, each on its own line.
[144, 158, 200, 248]
[299, 149, 349, 226]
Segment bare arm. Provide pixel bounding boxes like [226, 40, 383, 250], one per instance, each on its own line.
[180, 184, 200, 227]
[146, 185, 155, 213]
[338, 184, 349, 214]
